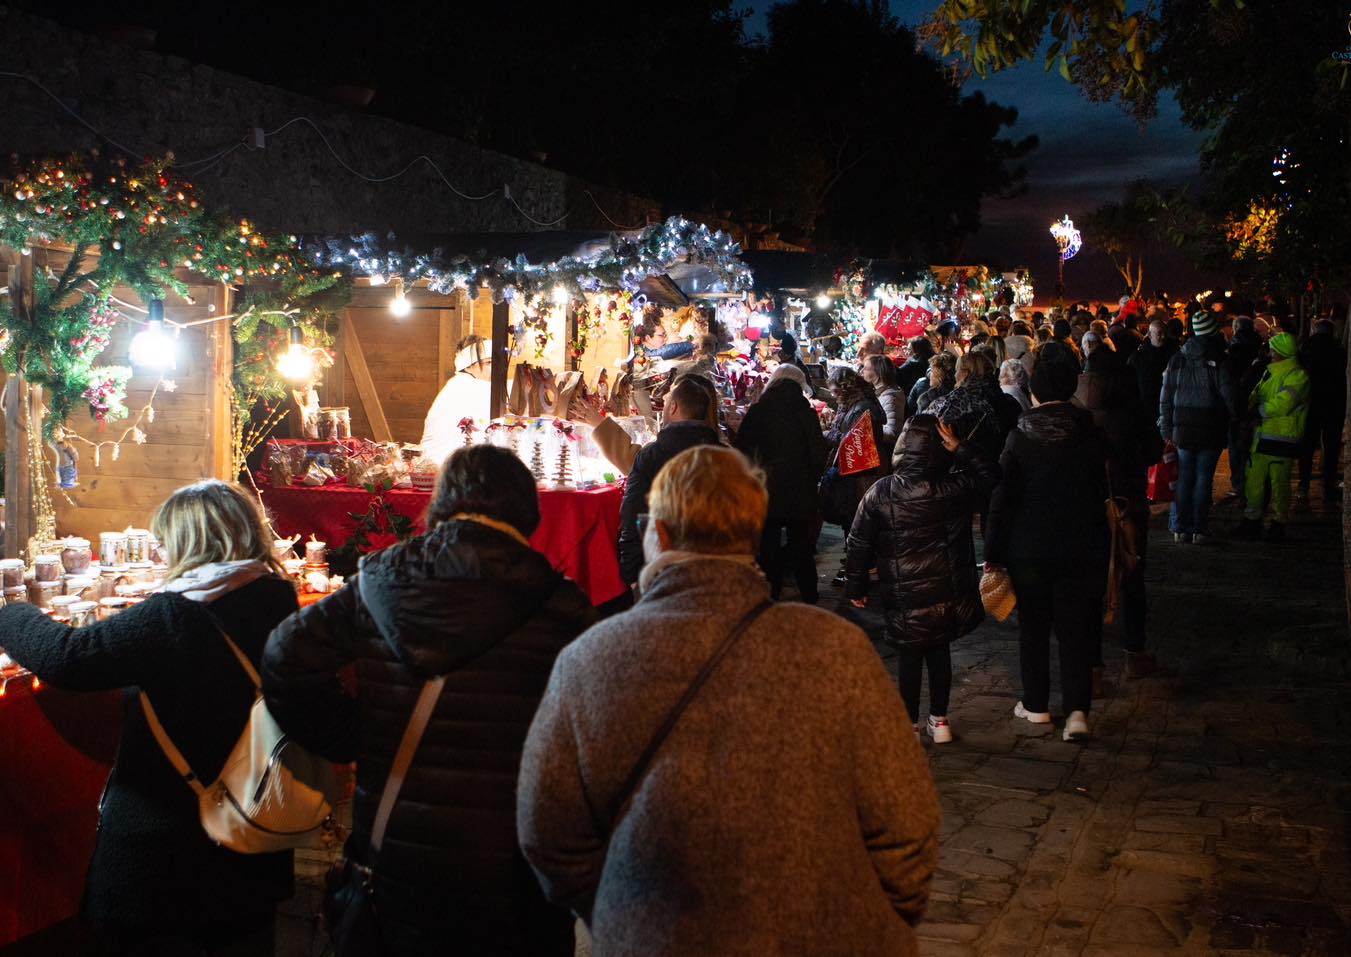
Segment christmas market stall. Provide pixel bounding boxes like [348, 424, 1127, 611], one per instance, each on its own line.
[0, 152, 347, 948]
[254, 218, 752, 604]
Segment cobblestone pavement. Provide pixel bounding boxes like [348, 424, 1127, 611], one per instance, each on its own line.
[811, 471, 1351, 957]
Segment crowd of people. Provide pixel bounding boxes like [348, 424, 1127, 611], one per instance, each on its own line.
[0, 296, 1343, 957]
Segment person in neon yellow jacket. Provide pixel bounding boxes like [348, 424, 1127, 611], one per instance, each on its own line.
[1236, 332, 1310, 542]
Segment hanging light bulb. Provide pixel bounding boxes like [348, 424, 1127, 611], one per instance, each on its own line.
[276, 326, 315, 382]
[129, 299, 176, 370]
[552, 284, 570, 307]
[389, 278, 412, 317]
[815, 292, 832, 310]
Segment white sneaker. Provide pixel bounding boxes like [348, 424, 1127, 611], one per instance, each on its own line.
[1063, 710, 1090, 741]
[927, 715, 953, 744]
[1013, 701, 1052, 724]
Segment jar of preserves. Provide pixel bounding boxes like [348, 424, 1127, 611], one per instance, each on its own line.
[0, 559, 25, 589]
[99, 532, 128, 567]
[61, 538, 93, 575]
[34, 555, 62, 583]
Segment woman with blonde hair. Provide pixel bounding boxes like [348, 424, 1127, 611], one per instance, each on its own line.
[0, 480, 298, 956]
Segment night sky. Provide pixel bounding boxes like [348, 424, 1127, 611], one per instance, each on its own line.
[748, 1, 1213, 302]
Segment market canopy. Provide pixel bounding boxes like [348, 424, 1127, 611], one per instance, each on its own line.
[303, 216, 752, 304]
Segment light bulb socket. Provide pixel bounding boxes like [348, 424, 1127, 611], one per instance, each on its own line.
[288, 325, 304, 348]
[147, 298, 165, 323]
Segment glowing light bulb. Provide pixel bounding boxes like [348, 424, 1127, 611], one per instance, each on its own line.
[276, 326, 315, 382]
[369, 274, 386, 286]
[815, 293, 832, 310]
[390, 279, 412, 317]
[128, 300, 176, 370]
[552, 285, 570, 307]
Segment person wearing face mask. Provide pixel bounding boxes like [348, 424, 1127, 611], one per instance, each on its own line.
[615, 377, 722, 585]
[517, 445, 940, 957]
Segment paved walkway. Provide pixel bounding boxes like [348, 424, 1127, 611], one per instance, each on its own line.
[815, 472, 1350, 956]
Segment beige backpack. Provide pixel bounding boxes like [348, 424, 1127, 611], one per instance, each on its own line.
[140, 628, 337, 854]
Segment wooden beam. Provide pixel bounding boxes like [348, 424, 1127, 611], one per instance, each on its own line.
[490, 300, 509, 419]
[4, 260, 34, 557]
[437, 301, 461, 389]
[205, 285, 234, 479]
[340, 312, 393, 442]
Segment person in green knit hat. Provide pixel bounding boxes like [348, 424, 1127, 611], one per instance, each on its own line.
[1236, 331, 1310, 542]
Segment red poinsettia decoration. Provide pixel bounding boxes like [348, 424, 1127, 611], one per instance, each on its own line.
[457, 417, 477, 435]
[552, 419, 576, 441]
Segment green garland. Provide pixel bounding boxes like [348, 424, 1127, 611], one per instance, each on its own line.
[0, 153, 349, 437]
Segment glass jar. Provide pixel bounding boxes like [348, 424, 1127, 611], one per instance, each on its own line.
[64, 576, 98, 600]
[3, 586, 28, 605]
[69, 600, 98, 627]
[126, 561, 155, 584]
[60, 538, 93, 575]
[0, 559, 25, 589]
[99, 565, 130, 599]
[273, 539, 296, 562]
[304, 540, 327, 565]
[32, 580, 63, 609]
[49, 595, 81, 622]
[125, 529, 151, 564]
[97, 597, 135, 620]
[99, 532, 128, 567]
[34, 555, 62, 583]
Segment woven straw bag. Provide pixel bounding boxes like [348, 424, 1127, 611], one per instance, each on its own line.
[980, 566, 1016, 622]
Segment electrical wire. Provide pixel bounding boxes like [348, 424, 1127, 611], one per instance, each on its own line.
[505, 189, 571, 228]
[0, 71, 146, 161]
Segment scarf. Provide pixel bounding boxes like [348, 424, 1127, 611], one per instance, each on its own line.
[448, 512, 532, 548]
[162, 559, 275, 604]
[637, 549, 759, 596]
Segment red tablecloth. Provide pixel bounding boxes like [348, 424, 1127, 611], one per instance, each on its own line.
[0, 677, 118, 946]
[261, 483, 627, 606]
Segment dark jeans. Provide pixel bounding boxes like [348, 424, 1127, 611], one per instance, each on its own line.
[897, 644, 952, 723]
[1299, 411, 1344, 496]
[1010, 560, 1101, 716]
[1089, 504, 1149, 659]
[759, 518, 818, 602]
[1170, 445, 1222, 534]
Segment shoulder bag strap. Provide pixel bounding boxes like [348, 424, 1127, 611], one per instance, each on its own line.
[139, 609, 260, 795]
[369, 675, 446, 854]
[607, 599, 773, 823]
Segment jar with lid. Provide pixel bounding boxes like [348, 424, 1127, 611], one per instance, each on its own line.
[125, 529, 151, 564]
[49, 594, 81, 622]
[126, 561, 155, 584]
[32, 580, 63, 609]
[97, 597, 135, 620]
[64, 576, 98, 600]
[99, 532, 128, 567]
[34, 555, 62, 583]
[60, 538, 93, 575]
[99, 565, 130, 598]
[0, 559, 24, 589]
[4, 586, 28, 605]
[69, 600, 98, 627]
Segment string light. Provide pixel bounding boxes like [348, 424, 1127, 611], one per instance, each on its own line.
[275, 326, 316, 382]
[389, 278, 412, 317]
[128, 299, 176, 369]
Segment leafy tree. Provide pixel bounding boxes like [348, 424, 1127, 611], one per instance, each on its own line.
[1083, 180, 1202, 297]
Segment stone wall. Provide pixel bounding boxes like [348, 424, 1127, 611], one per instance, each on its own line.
[0, 7, 661, 237]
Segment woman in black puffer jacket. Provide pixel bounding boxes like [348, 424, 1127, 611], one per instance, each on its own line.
[263, 446, 595, 957]
[845, 416, 1000, 743]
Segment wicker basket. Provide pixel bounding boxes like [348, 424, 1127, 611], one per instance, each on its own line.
[980, 566, 1017, 622]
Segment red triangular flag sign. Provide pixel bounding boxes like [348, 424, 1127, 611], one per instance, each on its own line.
[838, 411, 881, 476]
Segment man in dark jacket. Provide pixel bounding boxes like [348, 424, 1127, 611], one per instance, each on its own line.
[735, 364, 830, 603]
[1107, 312, 1143, 362]
[895, 336, 935, 400]
[1158, 312, 1235, 542]
[1299, 319, 1347, 503]
[1073, 345, 1165, 678]
[1223, 317, 1267, 502]
[1128, 319, 1179, 428]
[617, 377, 722, 583]
[263, 447, 595, 957]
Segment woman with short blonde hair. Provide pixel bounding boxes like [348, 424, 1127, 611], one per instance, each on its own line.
[0, 479, 299, 955]
[647, 445, 767, 557]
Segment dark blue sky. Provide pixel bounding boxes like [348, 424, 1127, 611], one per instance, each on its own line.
[747, 0, 1210, 300]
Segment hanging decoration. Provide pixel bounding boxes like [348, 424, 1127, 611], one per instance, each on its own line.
[305, 216, 752, 305]
[0, 153, 349, 442]
[1050, 215, 1083, 262]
